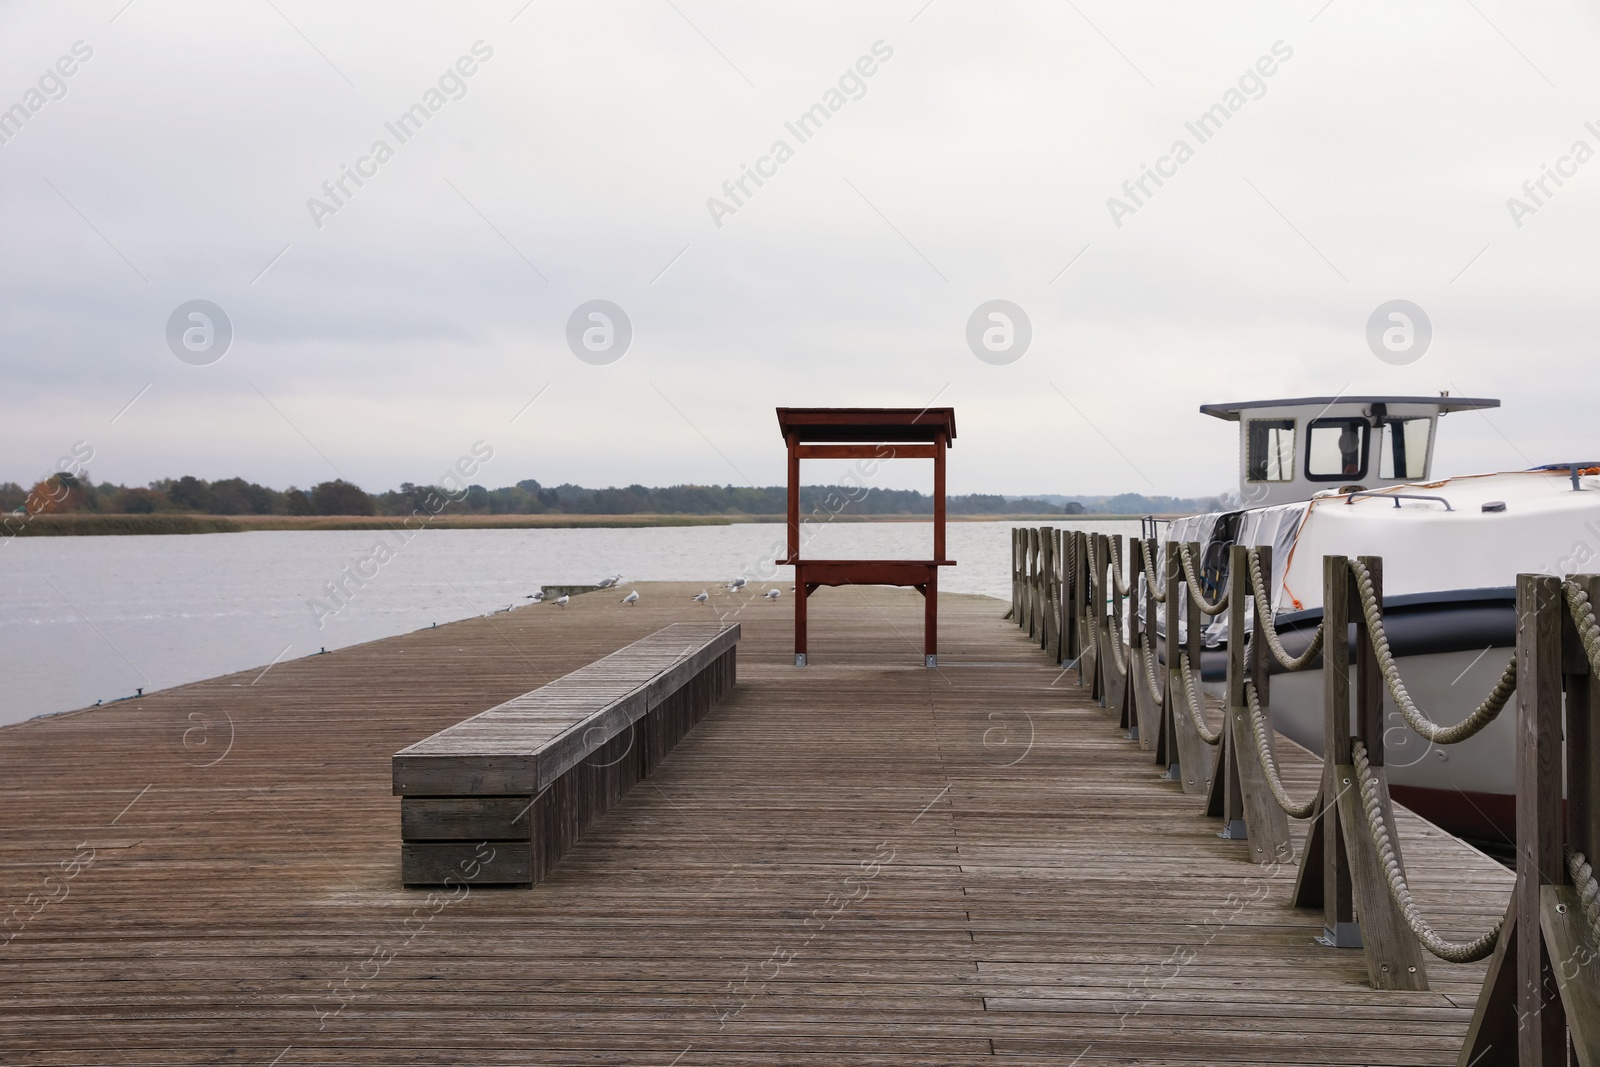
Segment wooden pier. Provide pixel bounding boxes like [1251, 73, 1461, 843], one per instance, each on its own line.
[0, 580, 1514, 1065]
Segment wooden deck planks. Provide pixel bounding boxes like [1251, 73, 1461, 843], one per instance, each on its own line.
[0, 580, 1512, 1065]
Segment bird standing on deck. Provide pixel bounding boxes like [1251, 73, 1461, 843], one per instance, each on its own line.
[527, 591, 545, 602]
[621, 590, 640, 606]
[555, 594, 570, 608]
[691, 591, 708, 604]
[764, 588, 781, 601]
[597, 574, 622, 589]
[728, 577, 747, 592]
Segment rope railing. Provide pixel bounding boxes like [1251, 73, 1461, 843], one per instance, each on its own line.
[1351, 740, 1503, 963]
[1140, 537, 1166, 603]
[1565, 579, 1600, 677]
[1349, 559, 1516, 746]
[1245, 548, 1324, 672]
[1138, 634, 1164, 708]
[1011, 527, 1600, 1056]
[1242, 680, 1317, 819]
[1109, 537, 1130, 598]
[1177, 651, 1221, 746]
[1176, 542, 1228, 616]
[1569, 849, 1600, 951]
[1105, 607, 1128, 675]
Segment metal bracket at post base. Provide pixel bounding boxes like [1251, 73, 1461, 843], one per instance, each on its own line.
[925, 654, 937, 668]
[1125, 726, 1139, 741]
[1217, 819, 1247, 840]
[1161, 763, 1181, 781]
[794, 653, 807, 667]
[1316, 922, 1364, 949]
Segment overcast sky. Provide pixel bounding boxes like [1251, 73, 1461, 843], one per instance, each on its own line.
[2, 0, 1596, 498]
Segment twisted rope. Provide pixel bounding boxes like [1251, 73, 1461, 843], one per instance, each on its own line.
[1106, 615, 1128, 676]
[1352, 740, 1503, 963]
[1109, 538, 1130, 598]
[1177, 543, 1229, 616]
[1564, 581, 1600, 677]
[1177, 652, 1222, 745]
[1569, 850, 1600, 949]
[1141, 539, 1167, 603]
[1245, 548, 1325, 672]
[1139, 634, 1164, 708]
[1243, 680, 1318, 819]
[1350, 560, 1516, 745]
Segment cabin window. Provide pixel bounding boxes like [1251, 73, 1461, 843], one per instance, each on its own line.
[1306, 418, 1368, 480]
[1376, 418, 1431, 480]
[1246, 419, 1296, 482]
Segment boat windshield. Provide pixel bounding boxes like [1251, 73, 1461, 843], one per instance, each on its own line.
[1376, 417, 1431, 480]
[1307, 418, 1368, 480]
[1246, 418, 1295, 482]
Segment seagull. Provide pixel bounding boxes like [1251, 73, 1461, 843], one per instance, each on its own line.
[728, 577, 747, 592]
[527, 591, 545, 602]
[597, 574, 622, 589]
[691, 591, 708, 604]
[555, 594, 570, 608]
[621, 590, 640, 606]
[764, 588, 781, 600]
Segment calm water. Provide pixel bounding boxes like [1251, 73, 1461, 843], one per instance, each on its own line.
[0, 519, 1138, 725]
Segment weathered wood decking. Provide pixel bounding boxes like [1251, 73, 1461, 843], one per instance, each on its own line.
[0, 581, 1512, 1065]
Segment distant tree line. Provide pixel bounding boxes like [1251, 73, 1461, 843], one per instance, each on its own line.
[0, 473, 1222, 519]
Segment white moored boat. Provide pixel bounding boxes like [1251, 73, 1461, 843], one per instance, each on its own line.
[1160, 395, 1600, 843]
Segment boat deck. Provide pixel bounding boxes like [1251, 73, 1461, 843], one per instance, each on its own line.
[0, 581, 1513, 1065]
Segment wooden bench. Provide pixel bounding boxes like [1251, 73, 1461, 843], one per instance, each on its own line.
[391, 622, 739, 887]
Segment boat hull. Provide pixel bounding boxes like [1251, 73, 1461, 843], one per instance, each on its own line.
[1251, 645, 1517, 844]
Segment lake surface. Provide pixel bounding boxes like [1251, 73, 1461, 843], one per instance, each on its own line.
[0, 519, 1139, 725]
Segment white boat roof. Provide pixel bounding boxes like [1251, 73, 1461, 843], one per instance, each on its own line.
[1198, 396, 1499, 421]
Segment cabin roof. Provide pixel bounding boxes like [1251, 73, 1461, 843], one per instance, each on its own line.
[1198, 395, 1500, 421]
[775, 406, 957, 443]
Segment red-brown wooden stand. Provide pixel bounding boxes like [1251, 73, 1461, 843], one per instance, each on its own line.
[775, 407, 956, 668]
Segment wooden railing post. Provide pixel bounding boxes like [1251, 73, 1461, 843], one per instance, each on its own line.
[1293, 555, 1355, 943]
[1228, 544, 1291, 863]
[1326, 555, 1429, 989]
[1166, 540, 1214, 795]
[1100, 534, 1127, 716]
[1041, 529, 1056, 655]
[1206, 545, 1250, 839]
[1515, 572, 1568, 1062]
[1052, 528, 1066, 663]
[1036, 527, 1046, 641]
[1129, 538, 1160, 749]
[1153, 540, 1183, 782]
[1076, 532, 1098, 689]
[1011, 527, 1024, 620]
[1460, 571, 1600, 1064]
[1062, 531, 1079, 670]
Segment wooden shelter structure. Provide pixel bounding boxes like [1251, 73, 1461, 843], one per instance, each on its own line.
[775, 406, 956, 667]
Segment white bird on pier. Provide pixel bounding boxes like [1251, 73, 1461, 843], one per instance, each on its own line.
[764, 588, 781, 601]
[621, 590, 640, 606]
[527, 590, 545, 602]
[555, 594, 570, 608]
[691, 591, 708, 604]
[728, 577, 747, 592]
[597, 574, 622, 589]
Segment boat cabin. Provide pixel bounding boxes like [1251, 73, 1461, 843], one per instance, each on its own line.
[1199, 395, 1499, 508]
